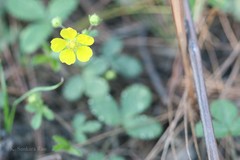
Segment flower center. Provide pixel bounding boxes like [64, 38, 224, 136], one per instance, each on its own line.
[67, 40, 76, 49]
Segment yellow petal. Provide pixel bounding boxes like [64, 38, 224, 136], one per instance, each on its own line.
[60, 27, 77, 40]
[76, 46, 93, 62]
[77, 34, 94, 45]
[59, 49, 76, 65]
[50, 38, 67, 52]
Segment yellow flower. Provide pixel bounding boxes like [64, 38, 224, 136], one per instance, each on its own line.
[50, 27, 94, 65]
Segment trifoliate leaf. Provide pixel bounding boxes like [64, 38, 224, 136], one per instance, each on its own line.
[101, 37, 123, 57]
[63, 75, 84, 101]
[89, 95, 121, 126]
[84, 57, 109, 76]
[210, 99, 238, 127]
[6, 0, 45, 21]
[20, 22, 52, 53]
[85, 77, 109, 98]
[111, 54, 142, 78]
[123, 115, 162, 140]
[121, 84, 152, 118]
[48, 0, 78, 20]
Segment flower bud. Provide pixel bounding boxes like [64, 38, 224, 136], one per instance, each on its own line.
[105, 70, 117, 80]
[89, 14, 101, 26]
[51, 17, 62, 28]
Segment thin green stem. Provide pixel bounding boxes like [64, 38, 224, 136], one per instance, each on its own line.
[6, 78, 64, 133]
[0, 61, 10, 132]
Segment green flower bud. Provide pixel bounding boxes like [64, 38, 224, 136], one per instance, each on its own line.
[105, 70, 117, 80]
[51, 17, 62, 28]
[89, 14, 101, 26]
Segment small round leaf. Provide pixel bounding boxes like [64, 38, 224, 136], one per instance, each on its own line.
[89, 95, 121, 126]
[111, 55, 142, 78]
[85, 77, 109, 98]
[210, 99, 238, 127]
[123, 115, 162, 140]
[82, 121, 102, 133]
[121, 84, 152, 118]
[63, 75, 84, 101]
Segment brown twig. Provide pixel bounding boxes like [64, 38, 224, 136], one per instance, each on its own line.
[183, 0, 219, 159]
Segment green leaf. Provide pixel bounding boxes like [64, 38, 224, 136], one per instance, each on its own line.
[72, 114, 86, 129]
[53, 144, 65, 151]
[212, 121, 229, 138]
[47, 0, 78, 20]
[63, 75, 84, 101]
[31, 113, 42, 129]
[109, 155, 125, 160]
[123, 115, 162, 140]
[67, 146, 82, 157]
[195, 121, 229, 138]
[43, 106, 55, 120]
[195, 122, 204, 137]
[85, 77, 109, 98]
[89, 95, 121, 126]
[20, 22, 52, 53]
[210, 99, 238, 127]
[53, 135, 70, 147]
[111, 55, 142, 78]
[230, 118, 240, 136]
[87, 152, 105, 160]
[74, 130, 87, 143]
[25, 104, 38, 113]
[84, 57, 109, 76]
[82, 121, 102, 133]
[0, 92, 3, 108]
[121, 84, 152, 118]
[101, 37, 123, 57]
[6, 0, 45, 21]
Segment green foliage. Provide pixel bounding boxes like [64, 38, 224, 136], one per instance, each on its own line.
[111, 54, 142, 79]
[121, 84, 152, 118]
[89, 95, 121, 126]
[195, 99, 240, 138]
[6, 0, 45, 21]
[25, 93, 55, 129]
[20, 22, 52, 53]
[52, 135, 82, 157]
[63, 75, 85, 102]
[47, 0, 78, 20]
[87, 152, 105, 160]
[32, 52, 61, 71]
[101, 37, 123, 57]
[89, 84, 163, 140]
[72, 114, 102, 143]
[123, 115, 162, 140]
[5, 0, 79, 53]
[63, 73, 109, 101]
[101, 36, 143, 78]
